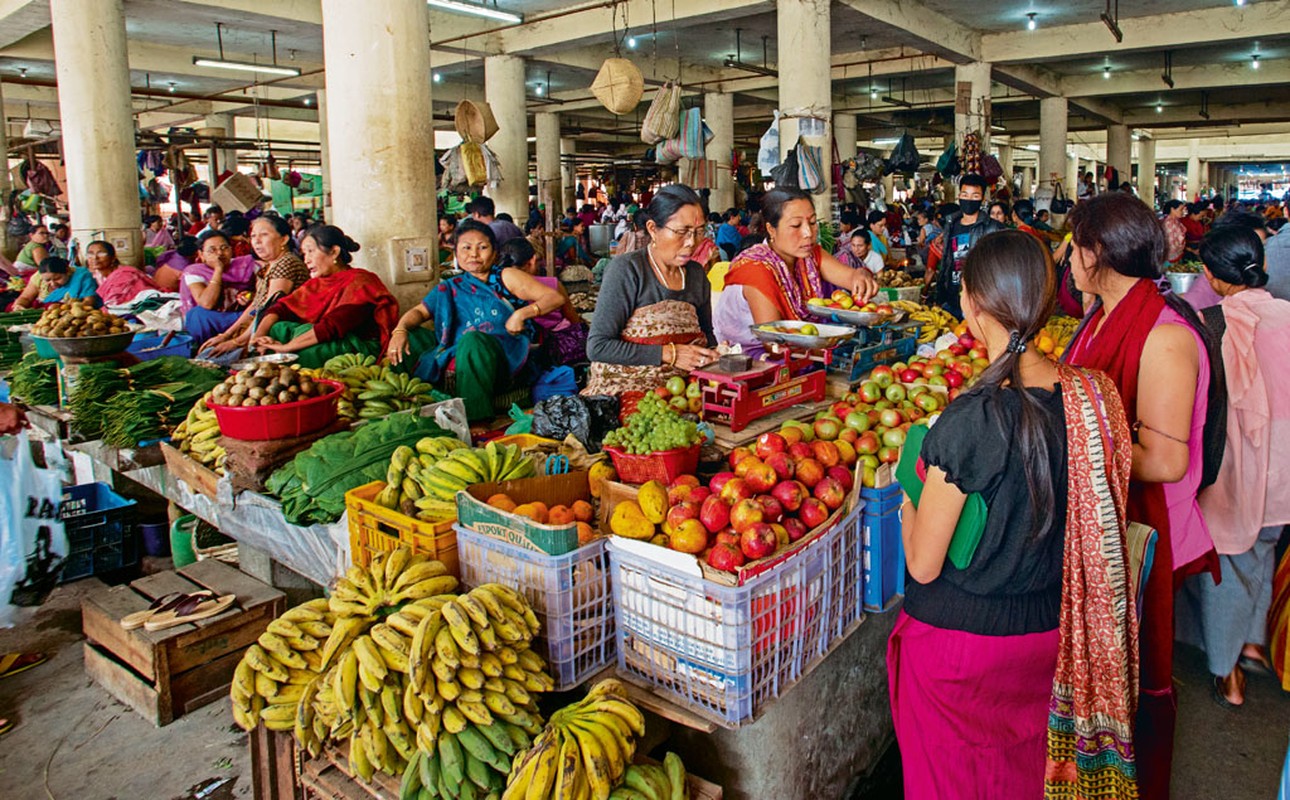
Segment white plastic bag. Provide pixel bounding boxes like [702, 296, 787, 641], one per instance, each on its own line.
[0, 431, 70, 626]
[757, 111, 782, 175]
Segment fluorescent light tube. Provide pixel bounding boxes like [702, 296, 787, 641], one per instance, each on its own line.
[192, 57, 301, 77]
[427, 0, 521, 23]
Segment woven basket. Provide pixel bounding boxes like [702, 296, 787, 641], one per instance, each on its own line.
[591, 58, 644, 115]
[454, 100, 499, 143]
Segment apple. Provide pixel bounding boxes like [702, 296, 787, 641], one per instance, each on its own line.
[674, 473, 703, 487]
[788, 442, 815, 462]
[952, 361, 974, 378]
[728, 446, 754, 470]
[907, 384, 928, 398]
[765, 452, 796, 481]
[667, 483, 694, 506]
[799, 498, 830, 529]
[770, 480, 808, 513]
[830, 402, 854, 420]
[771, 523, 790, 547]
[813, 477, 846, 510]
[755, 432, 787, 460]
[944, 370, 964, 388]
[948, 342, 967, 357]
[899, 368, 921, 384]
[826, 465, 855, 491]
[871, 365, 895, 388]
[688, 396, 703, 413]
[867, 409, 883, 426]
[669, 396, 690, 412]
[756, 494, 785, 523]
[958, 333, 976, 349]
[858, 381, 884, 404]
[885, 384, 907, 403]
[845, 411, 871, 432]
[856, 431, 881, 456]
[688, 486, 711, 504]
[709, 472, 736, 494]
[861, 466, 878, 488]
[779, 424, 804, 446]
[859, 454, 880, 469]
[891, 362, 908, 374]
[699, 495, 732, 533]
[743, 460, 779, 493]
[666, 375, 687, 397]
[875, 303, 894, 314]
[720, 477, 754, 503]
[739, 523, 778, 560]
[948, 387, 961, 402]
[670, 519, 708, 554]
[715, 530, 739, 548]
[813, 417, 841, 442]
[928, 375, 950, 387]
[707, 541, 746, 572]
[734, 455, 761, 478]
[811, 440, 841, 468]
[914, 392, 941, 413]
[879, 408, 903, 429]
[878, 446, 900, 464]
[783, 517, 808, 542]
[686, 379, 702, 398]
[833, 439, 857, 466]
[666, 501, 700, 531]
[882, 428, 907, 448]
[729, 498, 765, 533]
[796, 458, 825, 489]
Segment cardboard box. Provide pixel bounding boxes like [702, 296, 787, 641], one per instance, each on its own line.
[455, 470, 588, 555]
[210, 171, 266, 213]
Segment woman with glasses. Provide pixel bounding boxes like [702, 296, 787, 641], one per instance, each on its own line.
[715, 187, 879, 360]
[180, 230, 258, 342]
[86, 240, 158, 306]
[584, 184, 719, 395]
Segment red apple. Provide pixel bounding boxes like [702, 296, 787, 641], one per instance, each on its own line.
[838, 427, 859, 445]
[879, 408, 903, 429]
[813, 417, 841, 442]
[666, 501, 700, 531]
[783, 517, 808, 542]
[958, 333, 976, 349]
[765, 452, 795, 481]
[667, 483, 694, 506]
[729, 498, 765, 533]
[813, 477, 846, 510]
[811, 440, 841, 468]
[707, 542, 745, 572]
[877, 446, 900, 464]
[654, 386, 672, 399]
[670, 475, 700, 489]
[739, 523, 778, 560]
[799, 498, 830, 529]
[734, 455, 762, 478]
[715, 529, 740, 548]
[826, 465, 855, 491]
[952, 361, 974, 378]
[688, 486, 711, 504]
[944, 370, 964, 388]
[788, 442, 815, 462]
[833, 439, 857, 466]
[948, 342, 967, 357]
[858, 381, 884, 404]
[871, 365, 895, 388]
[830, 401, 854, 420]
[709, 472, 736, 494]
[728, 446, 754, 470]
[756, 494, 785, 523]
[754, 432, 787, 460]
[699, 495, 732, 533]
[720, 477, 754, 503]
[779, 424, 804, 446]
[855, 431, 881, 456]
[796, 458, 825, 489]
[770, 480, 808, 513]
[899, 368, 921, 384]
[743, 460, 778, 493]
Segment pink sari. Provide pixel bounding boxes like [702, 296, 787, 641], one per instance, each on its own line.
[95, 265, 159, 306]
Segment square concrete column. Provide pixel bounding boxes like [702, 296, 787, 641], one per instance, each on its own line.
[833, 111, 857, 161]
[316, 89, 332, 220]
[704, 92, 735, 213]
[1020, 166, 1033, 199]
[485, 55, 531, 221]
[49, 0, 143, 265]
[954, 62, 992, 153]
[1067, 154, 1080, 196]
[0, 80, 10, 256]
[560, 138, 577, 214]
[203, 113, 239, 178]
[1137, 135, 1156, 209]
[1038, 97, 1068, 192]
[1106, 124, 1131, 187]
[535, 112, 561, 243]
[1186, 145, 1201, 202]
[777, 0, 832, 219]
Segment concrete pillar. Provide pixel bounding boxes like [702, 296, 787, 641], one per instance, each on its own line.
[1067, 154, 1080, 197]
[705, 92, 735, 213]
[997, 140, 1013, 188]
[535, 112, 561, 227]
[1020, 166, 1033, 199]
[1106, 124, 1131, 188]
[320, 0, 436, 308]
[560, 137, 577, 214]
[1089, 160, 1098, 189]
[204, 112, 238, 178]
[316, 89, 332, 220]
[1185, 145, 1201, 201]
[0, 80, 10, 257]
[1038, 97, 1068, 192]
[954, 61, 993, 154]
[49, 0, 142, 265]
[484, 55, 530, 220]
[776, 0, 832, 219]
[1137, 136, 1156, 209]
[833, 111, 857, 161]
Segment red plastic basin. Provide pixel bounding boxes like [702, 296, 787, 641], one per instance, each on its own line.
[209, 379, 344, 441]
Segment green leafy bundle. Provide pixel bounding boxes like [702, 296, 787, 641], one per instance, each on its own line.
[10, 352, 59, 406]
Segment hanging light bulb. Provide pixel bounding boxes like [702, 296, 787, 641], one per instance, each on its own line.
[303, 97, 312, 106]
[627, 36, 637, 49]
[1103, 66, 1111, 79]
[433, 72, 442, 83]
[1252, 53, 1261, 69]
[1156, 102, 1164, 113]
[168, 82, 176, 93]
[1236, 0, 1246, 6]
[870, 87, 879, 99]
[535, 84, 544, 96]
[1026, 13, 1037, 31]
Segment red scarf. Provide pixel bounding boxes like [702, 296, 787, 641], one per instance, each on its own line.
[278, 268, 399, 350]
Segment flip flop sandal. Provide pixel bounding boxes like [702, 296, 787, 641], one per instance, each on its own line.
[1239, 654, 1275, 676]
[144, 594, 237, 632]
[1211, 675, 1244, 711]
[0, 718, 12, 735]
[0, 652, 46, 679]
[119, 590, 216, 630]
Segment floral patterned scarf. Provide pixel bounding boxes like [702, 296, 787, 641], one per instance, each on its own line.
[722, 242, 824, 321]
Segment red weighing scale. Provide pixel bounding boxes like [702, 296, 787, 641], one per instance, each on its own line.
[691, 346, 832, 432]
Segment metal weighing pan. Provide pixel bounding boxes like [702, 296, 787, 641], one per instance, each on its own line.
[750, 320, 857, 349]
[806, 304, 908, 327]
[230, 352, 299, 371]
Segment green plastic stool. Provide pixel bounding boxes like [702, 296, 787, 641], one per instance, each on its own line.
[170, 515, 198, 568]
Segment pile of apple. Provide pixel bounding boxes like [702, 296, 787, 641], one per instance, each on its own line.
[655, 432, 856, 573]
[806, 290, 897, 315]
[621, 375, 703, 420]
[885, 325, 987, 399]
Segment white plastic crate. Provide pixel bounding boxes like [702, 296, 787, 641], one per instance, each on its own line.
[455, 526, 614, 691]
[608, 519, 845, 727]
[818, 501, 866, 650]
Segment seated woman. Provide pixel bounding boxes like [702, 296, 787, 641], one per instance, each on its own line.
[150, 236, 198, 292]
[867, 210, 891, 262]
[584, 184, 719, 395]
[197, 216, 310, 361]
[14, 225, 53, 274]
[555, 220, 593, 267]
[498, 237, 587, 367]
[88, 240, 159, 306]
[834, 229, 883, 274]
[143, 215, 175, 250]
[250, 225, 399, 368]
[11, 256, 97, 310]
[715, 187, 879, 360]
[438, 216, 457, 263]
[388, 220, 563, 421]
[181, 231, 258, 343]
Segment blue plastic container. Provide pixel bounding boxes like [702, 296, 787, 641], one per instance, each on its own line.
[862, 508, 903, 612]
[127, 332, 194, 361]
[59, 482, 138, 582]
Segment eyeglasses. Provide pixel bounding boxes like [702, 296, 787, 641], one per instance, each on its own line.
[662, 226, 702, 243]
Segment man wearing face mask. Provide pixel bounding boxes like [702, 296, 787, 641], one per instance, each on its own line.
[927, 174, 1005, 317]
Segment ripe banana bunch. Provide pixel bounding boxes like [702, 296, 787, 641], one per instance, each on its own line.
[608, 756, 690, 800]
[230, 597, 334, 732]
[377, 439, 537, 523]
[891, 300, 959, 343]
[173, 391, 226, 473]
[504, 679, 649, 800]
[330, 548, 460, 620]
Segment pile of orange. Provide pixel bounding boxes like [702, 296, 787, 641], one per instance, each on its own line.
[486, 494, 599, 544]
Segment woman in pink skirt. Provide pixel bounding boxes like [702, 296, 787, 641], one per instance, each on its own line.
[890, 230, 1140, 799]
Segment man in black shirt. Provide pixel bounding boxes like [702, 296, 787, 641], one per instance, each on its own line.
[928, 174, 1006, 317]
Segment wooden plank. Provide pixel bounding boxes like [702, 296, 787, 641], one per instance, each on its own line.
[170, 646, 245, 715]
[162, 442, 220, 499]
[182, 558, 284, 611]
[81, 585, 160, 681]
[710, 400, 825, 450]
[251, 727, 303, 800]
[83, 641, 171, 726]
[168, 602, 275, 675]
[588, 666, 719, 734]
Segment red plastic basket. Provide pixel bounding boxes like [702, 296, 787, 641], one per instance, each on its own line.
[603, 443, 700, 485]
[209, 379, 344, 441]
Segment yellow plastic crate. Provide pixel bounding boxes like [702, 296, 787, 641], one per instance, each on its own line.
[345, 481, 458, 575]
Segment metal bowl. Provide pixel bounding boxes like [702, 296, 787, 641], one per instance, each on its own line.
[750, 320, 857, 349]
[806, 304, 908, 327]
[1165, 272, 1200, 295]
[28, 324, 145, 359]
[230, 352, 299, 371]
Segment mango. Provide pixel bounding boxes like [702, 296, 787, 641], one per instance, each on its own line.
[609, 501, 655, 540]
[589, 461, 617, 499]
[637, 480, 668, 525]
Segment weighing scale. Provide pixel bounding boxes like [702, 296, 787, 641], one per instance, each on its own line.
[691, 347, 832, 432]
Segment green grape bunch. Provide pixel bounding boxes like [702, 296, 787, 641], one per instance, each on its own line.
[604, 392, 701, 455]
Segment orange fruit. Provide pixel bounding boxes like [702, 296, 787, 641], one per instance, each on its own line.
[548, 505, 575, 525]
[576, 522, 598, 545]
[571, 500, 594, 523]
[529, 501, 549, 519]
[513, 503, 546, 523]
[487, 493, 517, 512]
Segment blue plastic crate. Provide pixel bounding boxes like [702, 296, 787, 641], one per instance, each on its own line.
[455, 526, 614, 691]
[860, 484, 903, 515]
[127, 332, 194, 361]
[831, 335, 919, 384]
[820, 501, 867, 647]
[59, 482, 137, 583]
[862, 507, 903, 611]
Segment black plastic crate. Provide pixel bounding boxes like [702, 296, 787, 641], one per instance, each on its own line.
[59, 482, 138, 583]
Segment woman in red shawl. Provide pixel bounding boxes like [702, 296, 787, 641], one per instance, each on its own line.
[88, 240, 158, 306]
[250, 225, 398, 369]
[1063, 192, 1225, 800]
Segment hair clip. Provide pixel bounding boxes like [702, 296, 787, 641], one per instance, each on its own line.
[1006, 331, 1027, 354]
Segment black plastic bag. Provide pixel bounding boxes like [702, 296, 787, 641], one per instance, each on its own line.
[885, 133, 921, 175]
[769, 147, 801, 189]
[532, 394, 621, 452]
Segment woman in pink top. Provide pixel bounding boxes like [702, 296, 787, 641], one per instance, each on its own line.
[87, 240, 159, 306]
[1180, 226, 1290, 707]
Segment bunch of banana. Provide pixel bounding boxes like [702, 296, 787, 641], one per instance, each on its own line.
[230, 597, 334, 732]
[890, 300, 959, 343]
[172, 391, 226, 473]
[330, 548, 460, 621]
[398, 717, 537, 800]
[503, 679, 648, 800]
[609, 756, 690, 800]
[356, 368, 436, 419]
[376, 438, 537, 523]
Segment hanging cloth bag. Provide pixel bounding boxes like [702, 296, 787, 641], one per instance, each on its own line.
[757, 111, 782, 175]
[980, 153, 1004, 185]
[1050, 182, 1073, 215]
[641, 81, 682, 145]
[797, 141, 827, 194]
[885, 133, 921, 175]
[936, 141, 961, 177]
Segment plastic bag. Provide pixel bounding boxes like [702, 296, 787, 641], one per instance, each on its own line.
[757, 111, 782, 175]
[885, 133, 921, 175]
[531, 394, 620, 451]
[936, 141, 961, 177]
[797, 142, 827, 194]
[504, 403, 533, 435]
[641, 81, 682, 145]
[0, 432, 70, 626]
[770, 146, 801, 189]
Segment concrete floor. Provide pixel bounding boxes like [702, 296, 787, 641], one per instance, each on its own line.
[0, 580, 1285, 800]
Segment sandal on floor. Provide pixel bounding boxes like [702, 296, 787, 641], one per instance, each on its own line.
[144, 594, 236, 632]
[0, 652, 46, 679]
[1239, 654, 1274, 676]
[1211, 675, 1244, 710]
[120, 590, 215, 630]
[0, 718, 12, 735]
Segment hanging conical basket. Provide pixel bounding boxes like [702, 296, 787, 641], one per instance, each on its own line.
[454, 100, 499, 144]
[591, 58, 644, 115]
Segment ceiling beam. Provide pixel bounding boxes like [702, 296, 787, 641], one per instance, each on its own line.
[174, 0, 321, 25]
[0, 0, 47, 51]
[981, 4, 1289, 64]
[836, 0, 981, 64]
[1064, 59, 1289, 98]
[991, 63, 1124, 124]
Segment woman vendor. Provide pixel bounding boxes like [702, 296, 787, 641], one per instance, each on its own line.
[197, 216, 309, 360]
[13, 225, 53, 273]
[714, 187, 879, 360]
[498, 237, 588, 367]
[11, 256, 97, 310]
[584, 184, 719, 394]
[181, 231, 259, 342]
[250, 225, 399, 368]
[88, 240, 159, 306]
[387, 220, 563, 421]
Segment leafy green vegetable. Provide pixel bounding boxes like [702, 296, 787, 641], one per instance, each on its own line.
[10, 352, 59, 406]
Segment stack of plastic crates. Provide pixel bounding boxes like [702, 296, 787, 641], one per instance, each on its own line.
[861, 484, 904, 611]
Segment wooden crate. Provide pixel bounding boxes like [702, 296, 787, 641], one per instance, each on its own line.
[250, 727, 304, 800]
[161, 442, 221, 500]
[81, 558, 284, 726]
